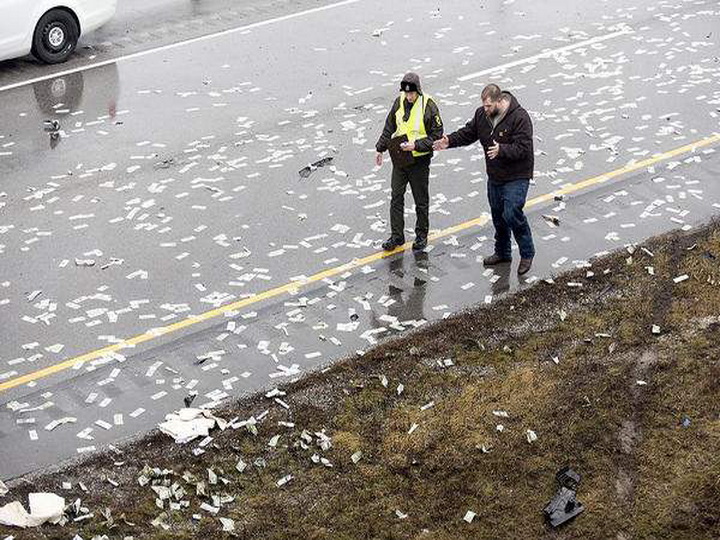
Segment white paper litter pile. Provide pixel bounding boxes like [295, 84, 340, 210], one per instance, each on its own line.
[0, 493, 65, 528]
[0, 480, 8, 497]
[157, 408, 225, 444]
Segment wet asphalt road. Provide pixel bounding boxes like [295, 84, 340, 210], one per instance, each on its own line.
[1, 0, 719, 480]
[0, 0, 342, 87]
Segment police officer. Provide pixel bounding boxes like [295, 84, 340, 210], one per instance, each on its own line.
[375, 72, 443, 252]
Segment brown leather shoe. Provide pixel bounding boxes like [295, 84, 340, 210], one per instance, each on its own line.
[518, 258, 534, 276]
[483, 253, 512, 266]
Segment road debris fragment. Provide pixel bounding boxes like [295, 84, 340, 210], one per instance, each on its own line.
[298, 157, 334, 179]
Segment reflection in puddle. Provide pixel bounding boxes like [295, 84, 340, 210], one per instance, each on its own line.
[29, 63, 120, 150]
[370, 251, 430, 334]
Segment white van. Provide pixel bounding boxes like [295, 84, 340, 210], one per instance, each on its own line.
[0, 0, 117, 64]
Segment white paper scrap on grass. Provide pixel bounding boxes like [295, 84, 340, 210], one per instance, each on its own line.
[0, 493, 65, 528]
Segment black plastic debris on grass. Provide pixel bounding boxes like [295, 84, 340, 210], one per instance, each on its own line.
[544, 467, 585, 528]
[299, 157, 333, 179]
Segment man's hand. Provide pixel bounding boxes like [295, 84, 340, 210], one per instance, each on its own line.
[487, 140, 500, 160]
[433, 135, 449, 151]
[400, 141, 415, 152]
[375, 152, 383, 167]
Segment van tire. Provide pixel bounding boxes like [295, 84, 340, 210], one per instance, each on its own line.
[32, 9, 79, 64]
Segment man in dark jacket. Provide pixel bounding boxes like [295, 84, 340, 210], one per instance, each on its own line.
[434, 84, 535, 275]
[376, 72, 443, 252]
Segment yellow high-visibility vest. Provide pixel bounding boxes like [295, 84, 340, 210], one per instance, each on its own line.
[393, 92, 431, 157]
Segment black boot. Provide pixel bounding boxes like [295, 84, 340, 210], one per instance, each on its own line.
[412, 236, 427, 251]
[382, 236, 405, 251]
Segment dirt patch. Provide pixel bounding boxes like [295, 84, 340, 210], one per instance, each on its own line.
[618, 420, 638, 455]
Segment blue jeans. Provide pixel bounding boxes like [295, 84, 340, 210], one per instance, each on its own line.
[487, 179, 535, 260]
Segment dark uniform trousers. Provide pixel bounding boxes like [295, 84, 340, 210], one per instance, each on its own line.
[390, 156, 430, 241]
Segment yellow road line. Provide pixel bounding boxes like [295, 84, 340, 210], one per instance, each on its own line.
[2, 132, 719, 393]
